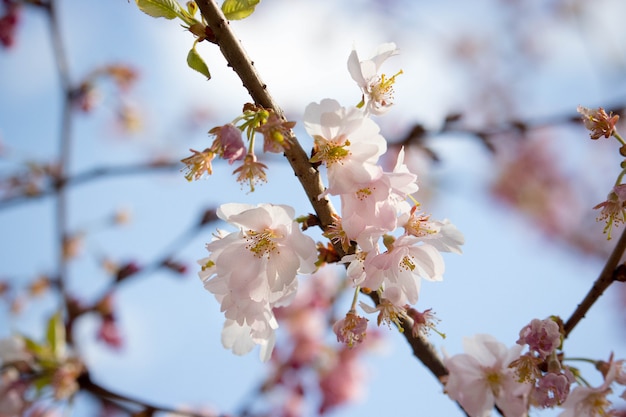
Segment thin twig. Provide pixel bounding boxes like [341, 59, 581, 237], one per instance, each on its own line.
[0, 161, 180, 210]
[563, 226, 626, 338]
[79, 373, 215, 417]
[47, 0, 73, 336]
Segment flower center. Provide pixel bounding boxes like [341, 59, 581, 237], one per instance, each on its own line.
[400, 255, 416, 272]
[310, 134, 351, 167]
[405, 213, 436, 237]
[245, 229, 280, 258]
[370, 70, 403, 107]
[356, 186, 373, 200]
[485, 370, 502, 396]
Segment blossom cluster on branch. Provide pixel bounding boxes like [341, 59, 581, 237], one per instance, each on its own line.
[191, 42, 464, 363]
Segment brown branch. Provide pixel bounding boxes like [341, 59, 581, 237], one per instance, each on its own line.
[195, 0, 336, 230]
[0, 161, 180, 210]
[195, 0, 450, 388]
[563, 226, 626, 338]
[78, 372, 215, 417]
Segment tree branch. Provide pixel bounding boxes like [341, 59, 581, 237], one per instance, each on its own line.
[195, 0, 336, 230]
[563, 226, 626, 338]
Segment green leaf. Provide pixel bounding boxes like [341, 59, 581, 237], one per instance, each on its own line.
[23, 336, 47, 358]
[135, 0, 183, 19]
[221, 0, 260, 20]
[46, 311, 66, 360]
[187, 0, 198, 17]
[187, 46, 211, 80]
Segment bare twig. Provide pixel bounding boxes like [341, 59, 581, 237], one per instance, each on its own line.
[0, 161, 180, 210]
[563, 227, 626, 338]
[79, 373, 215, 417]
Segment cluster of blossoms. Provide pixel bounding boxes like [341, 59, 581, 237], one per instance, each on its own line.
[196, 42, 463, 360]
[198, 203, 317, 361]
[444, 317, 626, 416]
[577, 106, 626, 239]
[182, 103, 295, 191]
[311, 43, 464, 343]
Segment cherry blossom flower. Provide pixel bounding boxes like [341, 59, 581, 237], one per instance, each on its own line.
[558, 383, 613, 417]
[516, 318, 562, 359]
[361, 235, 444, 305]
[444, 334, 531, 417]
[198, 203, 317, 361]
[340, 147, 417, 251]
[0, 335, 32, 365]
[305, 98, 386, 195]
[402, 207, 465, 254]
[181, 148, 216, 181]
[577, 105, 620, 140]
[558, 354, 626, 416]
[209, 123, 246, 164]
[347, 42, 402, 115]
[594, 184, 626, 239]
[318, 347, 366, 414]
[333, 310, 368, 348]
[359, 288, 409, 328]
[255, 112, 296, 153]
[405, 306, 441, 338]
[532, 372, 571, 408]
[232, 153, 268, 192]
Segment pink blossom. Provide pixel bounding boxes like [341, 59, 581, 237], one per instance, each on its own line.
[304, 99, 386, 196]
[347, 42, 402, 115]
[363, 235, 444, 304]
[209, 123, 246, 164]
[402, 208, 465, 254]
[577, 105, 620, 140]
[516, 318, 561, 359]
[318, 348, 365, 414]
[558, 384, 612, 417]
[340, 147, 417, 251]
[198, 203, 317, 361]
[594, 184, 626, 240]
[532, 372, 571, 408]
[333, 311, 368, 348]
[444, 334, 531, 417]
[405, 306, 441, 338]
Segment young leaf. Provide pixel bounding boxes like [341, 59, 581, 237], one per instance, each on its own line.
[187, 45, 211, 80]
[135, 0, 183, 19]
[221, 0, 260, 20]
[46, 311, 66, 360]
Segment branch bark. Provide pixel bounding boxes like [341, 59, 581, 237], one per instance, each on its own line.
[563, 226, 626, 338]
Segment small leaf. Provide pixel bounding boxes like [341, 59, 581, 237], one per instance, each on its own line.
[187, 46, 211, 80]
[187, 0, 198, 17]
[46, 311, 66, 360]
[135, 0, 183, 19]
[221, 0, 260, 20]
[23, 336, 47, 358]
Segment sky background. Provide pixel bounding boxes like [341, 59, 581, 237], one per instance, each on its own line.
[2, 0, 626, 416]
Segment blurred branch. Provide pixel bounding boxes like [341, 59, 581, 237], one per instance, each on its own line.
[564, 227, 626, 338]
[79, 372, 215, 417]
[396, 105, 626, 156]
[47, 0, 73, 333]
[0, 161, 180, 210]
